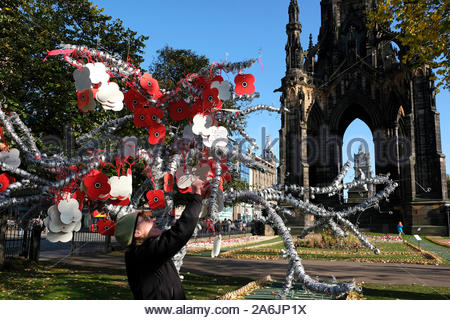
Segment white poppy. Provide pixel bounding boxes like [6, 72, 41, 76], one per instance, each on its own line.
[175, 163, 211, 189]
[211, 80, 232, 101]
[73, 67, 92, 91]
[58, 198, 82, 225]
[192, 114, 214, 136]
[0, 148, 21, 169]
[46, 231, 73, 243]
[95, 82, 124, 111]
[204, 126, 228, 148]
[85, 62, 110, 85]
[109, 174, 132, 200]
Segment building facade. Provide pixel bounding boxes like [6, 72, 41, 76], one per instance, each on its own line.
[278, 0, 448, 234]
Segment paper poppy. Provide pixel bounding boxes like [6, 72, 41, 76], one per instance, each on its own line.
[134, 106, 163, 127]
[169, 100, 190, 121]
[211, 75, 224, 82]
[0, 173, 11, 193]
[82, 169, 111, 201]
[178, 187, 192, 194]
[72, 190, 86, 210]
[192, 76, 210, 92]
[77, 89, 95, 113]
[124, 88, 147, 111]
[148, 124, 166, 145]
[202, 87, 222, 111]
[190, 99, 203, 118]
[164, 173, 174, 193]
[146, 190, 166, 210]
[140, 73, 160, 96]
[234, 74, 255, 95]
[97, 219, 115, 236]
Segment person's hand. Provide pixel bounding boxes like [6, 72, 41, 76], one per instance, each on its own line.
[191, 179, 211, 198]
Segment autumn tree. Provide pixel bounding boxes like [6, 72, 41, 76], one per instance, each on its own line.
[367, 0, 449, 90]
[148, 46, 210, 91]
[0, 0, 148, 138]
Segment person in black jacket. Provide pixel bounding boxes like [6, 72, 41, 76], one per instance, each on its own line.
[114, 179, 210, 299]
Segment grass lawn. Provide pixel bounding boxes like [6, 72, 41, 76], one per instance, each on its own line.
[362, 283, 450, 300]
[0, 259, 448, 300]
[221, 240, 439, 264]
[0, 259, 252, 300]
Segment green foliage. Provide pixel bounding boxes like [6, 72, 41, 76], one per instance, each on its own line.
[148, 45, 210, 91]
[367, 0, 449, 90]
[447, 175, 450, 194]
[0, 0, 148, 139]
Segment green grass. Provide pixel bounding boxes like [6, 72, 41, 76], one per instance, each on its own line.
[362, 283, 450, 300]
[188, 236, 282, 257]
[0, 259, 252, 300]
[227, 240, 435, 264]
[1, 259, 448, 300]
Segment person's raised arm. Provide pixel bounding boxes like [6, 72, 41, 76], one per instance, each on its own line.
[133, 179, 210, 264]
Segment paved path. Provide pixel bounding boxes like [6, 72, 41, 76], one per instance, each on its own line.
[40, 252, 450, 287]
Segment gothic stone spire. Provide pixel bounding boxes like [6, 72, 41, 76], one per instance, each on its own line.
[285, 0, 303, 71]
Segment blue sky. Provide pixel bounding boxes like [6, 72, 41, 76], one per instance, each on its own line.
[91, 0, 449, 181]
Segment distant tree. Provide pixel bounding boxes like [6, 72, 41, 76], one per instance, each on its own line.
[148, 46, 210, 91]
[447, 175, 450, 195]
[367, 0, 449, 90]
[0, 0, 148, 138]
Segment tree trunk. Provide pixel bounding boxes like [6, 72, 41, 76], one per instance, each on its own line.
[0, 213, 7, 270]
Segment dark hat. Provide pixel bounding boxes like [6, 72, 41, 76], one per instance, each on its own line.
[114, 212, 139, 247]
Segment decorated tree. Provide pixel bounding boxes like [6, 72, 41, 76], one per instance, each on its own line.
[0, 44, 397, 298]
[0, 0, 148, 137]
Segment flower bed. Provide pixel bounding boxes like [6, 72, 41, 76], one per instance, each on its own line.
[186, 236, 274, 253]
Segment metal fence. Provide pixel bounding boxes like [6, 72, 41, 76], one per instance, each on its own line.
[195, 221, 255, 238]
[70, 228, 112, 255]
[4, 223, 32, 259]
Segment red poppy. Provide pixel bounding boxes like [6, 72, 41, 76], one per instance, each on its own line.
[234, 74, 255, 95]
[146, 190, 166, 210]
[190, 99, 203, 118]
[140, 73, 160, 96]
[72, 190, 85, 210]
[124, 88, 147, 111]
[134, 106, 163, 127]
[164, 173, 174, 193]
[82, 169, 111, 201]
[110, 198, 130, 206]
[220, 163, 231, 182]
[192, 76, 210, 92]
[148, 124, 166, 145]
[169, 100, 190, 121]
[202, 87, 222, 111]
[0, 173, 11, 193]
[97, 219, 115, 236]
[211, 75, 224, 82]
[76, 89, 95, 113]
[178, 187, 192, 194]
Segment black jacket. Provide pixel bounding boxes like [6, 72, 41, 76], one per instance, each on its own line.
[125, 194, 202, 300]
